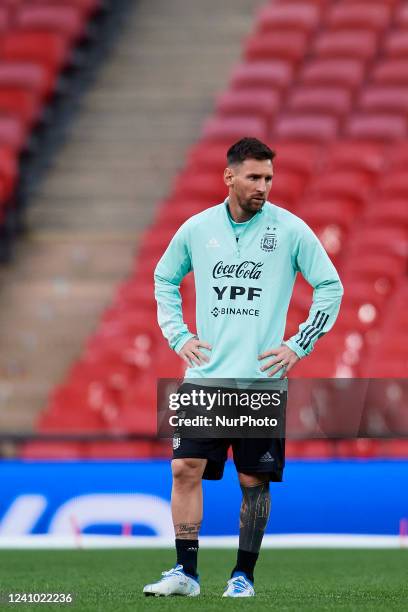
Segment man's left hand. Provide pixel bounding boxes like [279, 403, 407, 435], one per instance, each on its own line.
[258, 344, 300, 378]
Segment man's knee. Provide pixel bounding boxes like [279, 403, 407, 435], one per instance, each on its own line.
[172, 458, 206, 487]
[238, 472, 269, 487]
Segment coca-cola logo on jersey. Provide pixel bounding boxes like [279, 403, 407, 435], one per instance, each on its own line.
[212, 260, 263, 280]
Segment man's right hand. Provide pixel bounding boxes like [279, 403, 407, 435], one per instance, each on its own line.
[178, 337, 212, 367]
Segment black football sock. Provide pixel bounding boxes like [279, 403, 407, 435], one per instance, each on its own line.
[232, 548, 258, 583]
[175, 539, 199, 578]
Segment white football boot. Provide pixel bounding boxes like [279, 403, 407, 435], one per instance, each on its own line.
[143, 564, 200, 597]
[222, 572, 255, 597]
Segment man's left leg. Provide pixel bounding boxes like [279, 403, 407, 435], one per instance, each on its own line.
[223, 434, 285, 597]
[234, 472, 271, 581]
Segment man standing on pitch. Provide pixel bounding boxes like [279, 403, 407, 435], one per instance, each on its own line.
[143, 137, 343, 597]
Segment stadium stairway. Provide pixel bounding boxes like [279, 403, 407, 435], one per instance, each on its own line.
[0, 0, 265, 439]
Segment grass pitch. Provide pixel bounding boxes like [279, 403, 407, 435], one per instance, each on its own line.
[0, 549, 407, 611]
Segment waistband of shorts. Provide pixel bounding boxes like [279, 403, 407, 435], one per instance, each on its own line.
[182, 377, 288, 392]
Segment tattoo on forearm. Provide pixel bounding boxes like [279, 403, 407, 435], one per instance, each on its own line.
[239, 482, 271, 553]
[175, 521, 202, 538]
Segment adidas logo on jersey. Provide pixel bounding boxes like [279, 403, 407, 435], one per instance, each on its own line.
[206, 237, 220, 248]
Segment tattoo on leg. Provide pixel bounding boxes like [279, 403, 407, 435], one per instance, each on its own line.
[239, 482, 271, 553]
[175, 521, 202, 539]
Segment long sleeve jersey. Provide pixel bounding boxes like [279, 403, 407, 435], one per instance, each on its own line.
[154, 199, 343, 379]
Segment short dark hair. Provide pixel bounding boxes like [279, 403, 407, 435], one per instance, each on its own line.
[226, 137, 276, 166]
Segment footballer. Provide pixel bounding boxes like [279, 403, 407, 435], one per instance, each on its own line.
[143, 138, 343, 597]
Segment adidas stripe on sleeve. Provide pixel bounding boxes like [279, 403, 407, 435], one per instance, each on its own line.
[284, 220, 343, 359]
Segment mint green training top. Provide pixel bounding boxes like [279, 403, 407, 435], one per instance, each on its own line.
[154, 199, 344, 379]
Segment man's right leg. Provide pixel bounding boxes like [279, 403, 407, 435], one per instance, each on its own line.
[172, 457, 207, 578]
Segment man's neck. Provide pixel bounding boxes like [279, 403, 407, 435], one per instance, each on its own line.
[227, 200, 256, 223]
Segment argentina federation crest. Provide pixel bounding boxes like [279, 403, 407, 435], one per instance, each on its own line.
[260, 230, 277, 252]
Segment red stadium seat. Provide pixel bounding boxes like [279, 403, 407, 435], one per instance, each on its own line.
[291, 274, 313, 307]
[273, 114, 338, 142]
[344, 115, 407, 141]
[215, 89, 280, 124]
[116, 383, 157, 435]
[272, 142, 322, 178]
[187, 141, 230, 172]
[135, 226, 176, 258]
[335, 304, 382, 335]
[0, 179, 8, 220]
[86, 441, 156, 459]
[372, 60, 408, 86]
[268, 170, 307, 209]
[335, 440, 381, 459]
[363, 199, 408, 228]
[348, 226, 408, 260]
[307, 170, 373, 207]
[341, 0, 399, 6]
[154, 200, 207, 230]
[27, 0, 101, 19]
[342, 253, 406, 292]
[39, 384, 111, 433]
[297, 200, 356, 233]
[365, 362, 408, 377]
[287, 86, 352, 118]
[15, 6, 85, 44]
[277, 0, 329, 5]
[244, 31, 308, 65]
[0, 145, 18, 199]
[313, 30, 378, 61]
[296, 200, 356, 256]
[256, 3, 321, 35]
[324, 141, 385, 176]
[20, 441, 84, 460]
[396, 4, 408, 29]
[201, 116, 267, 142]
[358, 86, 408, 115]
[290, 354, 341, 377]
[364, 335, 408, 365]
[342, 278, 389, 313]
[300, 59, 365, 90]
[325, 4, 392, 33]
[0, 31, 71, 73]
[171, 171, 226, 203]
[0, 8, 10, 33]
[285, 304, 308, 339]
[0, 115, 27, 152]
[388, 142, 408, 169]
[377, 171, 408, 198]
[230, 61, 294, 92]
[0, 61, 51, 99]
[379, 440, 408, 458]
[297, 440, 334, 459]
[384, 31, 408, 59]
[0, 88, 42, 128]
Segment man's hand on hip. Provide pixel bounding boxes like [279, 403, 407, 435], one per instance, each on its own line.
[178, 337, 212, 367]
[258, 344, 299, 378]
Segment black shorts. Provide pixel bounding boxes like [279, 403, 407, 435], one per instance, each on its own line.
[172, 381, 286, 481]
[173, 436, 285, 482]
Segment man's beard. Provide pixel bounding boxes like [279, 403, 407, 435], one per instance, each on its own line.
[241, 197, 265, 212]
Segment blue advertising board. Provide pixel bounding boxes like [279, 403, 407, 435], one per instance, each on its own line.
[0, 460, 407, 536]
